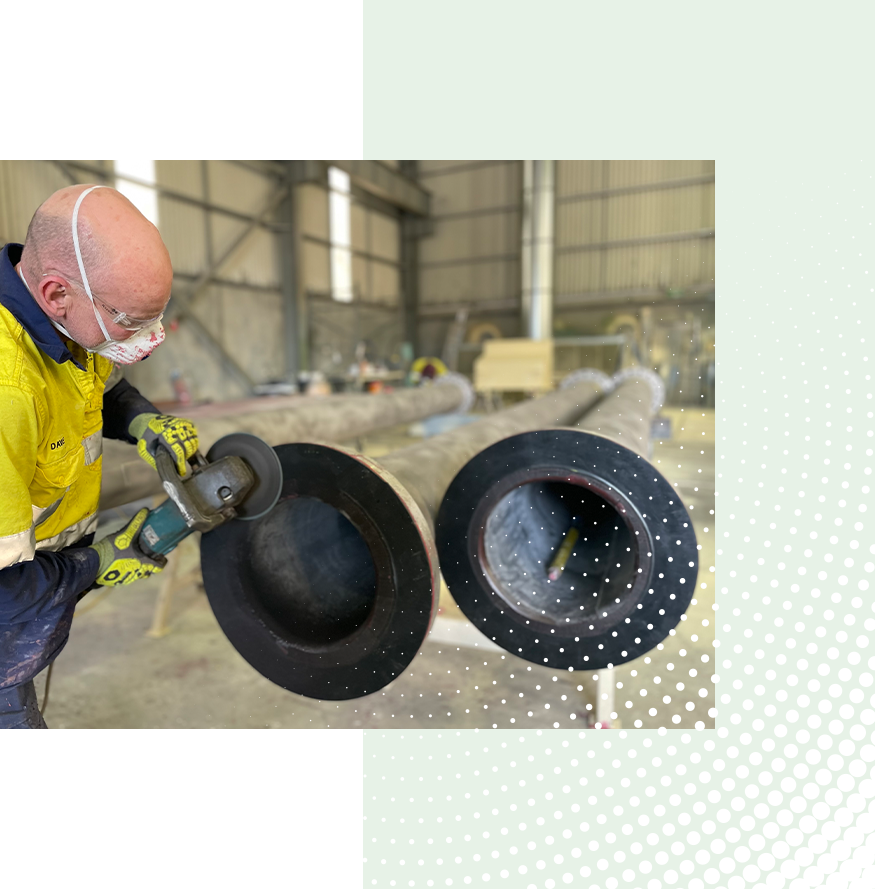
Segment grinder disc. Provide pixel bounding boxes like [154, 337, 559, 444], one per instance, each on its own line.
[205, 433, 283, 520]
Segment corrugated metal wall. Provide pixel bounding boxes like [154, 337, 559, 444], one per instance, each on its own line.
[412, 160, 714, 400]
[0, 161, 94, 241]
[296, 175, 402, 377]
[1, 160, 713, 405]
[412, 161, 714, 323]
[297, 182, 332, 297]
[553, 161, 715, 404]
[158, 161, 280, 289]
[351, 203, 401, 305]
[136, 160, 286, 403]
[554, 160, 715, 304]
[416, 160, 523, 357]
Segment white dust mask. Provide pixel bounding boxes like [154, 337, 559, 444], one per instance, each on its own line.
[89, 320, 165, 365]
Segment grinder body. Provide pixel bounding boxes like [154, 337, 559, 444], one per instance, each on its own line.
[136, 433, 282, 559]
[138, 498, 193, 557]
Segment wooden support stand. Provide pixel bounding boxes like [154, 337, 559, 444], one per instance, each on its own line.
[585, 668, 620, 729]
[595, 667, 616, 727]
[146, 535, 203, 638]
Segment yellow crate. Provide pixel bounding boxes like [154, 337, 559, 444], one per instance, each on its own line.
[473, 338, 554, 393]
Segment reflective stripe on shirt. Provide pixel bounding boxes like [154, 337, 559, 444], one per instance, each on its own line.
[34, 512, 99, 553]
[32, 496, 64, 527]
[0, 525, 36, 568]
[82, 428, 103, 465]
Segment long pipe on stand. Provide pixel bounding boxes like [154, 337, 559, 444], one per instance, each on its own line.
[98, 374, 475, 511]
[198, 370, 613, 701]
[96, 374, 474, 640]
[435, 367, 697, 727]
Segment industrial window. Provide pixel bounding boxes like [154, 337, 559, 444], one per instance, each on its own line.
[328, 166, 354, 302]
[113, 160, 159, 228]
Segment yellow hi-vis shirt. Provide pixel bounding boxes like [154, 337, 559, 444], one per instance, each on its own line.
[0, 301, 115, 568]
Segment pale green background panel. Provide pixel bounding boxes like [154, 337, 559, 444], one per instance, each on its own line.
[364, 3, 875, 887]
[363, 160, 875, 886]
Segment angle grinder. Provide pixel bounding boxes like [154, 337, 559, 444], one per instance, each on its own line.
[135, 432, 284, 558]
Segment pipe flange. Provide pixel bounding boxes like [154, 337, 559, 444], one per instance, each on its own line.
[613, 366, 665, 414]
[436, 428, 697, 672]
[200, 442, 438, 700]
[434, 371, 476, 413]
[559, 368, 614, 393]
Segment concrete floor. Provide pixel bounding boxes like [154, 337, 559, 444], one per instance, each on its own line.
[38, 407, 715, 730]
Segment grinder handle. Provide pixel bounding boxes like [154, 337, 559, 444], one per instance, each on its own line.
[154, 446, 208, 484]
[153, 448, 209, 534]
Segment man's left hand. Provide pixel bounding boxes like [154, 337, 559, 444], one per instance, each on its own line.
[130, 413, 199, 476]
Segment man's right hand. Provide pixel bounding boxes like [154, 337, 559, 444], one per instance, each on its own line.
[89, 509, 167, 586]
[130, 413, 199, 477]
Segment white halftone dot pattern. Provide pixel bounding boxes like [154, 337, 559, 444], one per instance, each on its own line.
[363, 165, 875, 887]
[365, 729, 875, 886]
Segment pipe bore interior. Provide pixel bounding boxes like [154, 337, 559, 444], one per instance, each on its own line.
[243, 495, 377, 645]
[480, 479, 648, 632]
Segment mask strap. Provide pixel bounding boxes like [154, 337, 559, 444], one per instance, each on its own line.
[71, 185, 113, 343]
[18, 265, 33, 294]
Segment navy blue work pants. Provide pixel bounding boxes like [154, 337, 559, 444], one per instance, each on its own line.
[0, 680, 47, 729]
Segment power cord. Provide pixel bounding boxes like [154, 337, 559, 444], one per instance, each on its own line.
[41, 586, 117, 714]
[42, 661, 54, 714]
[75, 586, 115, 615]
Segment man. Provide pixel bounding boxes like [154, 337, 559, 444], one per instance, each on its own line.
[0, 184, 200, 729]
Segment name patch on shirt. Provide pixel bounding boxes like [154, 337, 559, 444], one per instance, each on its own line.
[50, 437, 65, 450]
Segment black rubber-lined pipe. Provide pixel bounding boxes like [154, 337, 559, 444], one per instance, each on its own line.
[199, 372, 611, 700]
[101, 373, 475, 511]
[200, 444, 436, 700]
[436, 368, 697, 671]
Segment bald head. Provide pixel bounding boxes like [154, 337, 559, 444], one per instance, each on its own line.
[19, 185, 173, 349]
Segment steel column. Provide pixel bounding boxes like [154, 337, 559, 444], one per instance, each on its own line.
[279, 162, 300, 383]
[399, 213, 420, 354]
[521, 160, 555, 341]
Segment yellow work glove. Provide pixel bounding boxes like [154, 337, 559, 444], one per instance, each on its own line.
[89, 509, 168, 586]
[130, 413, 199, 477]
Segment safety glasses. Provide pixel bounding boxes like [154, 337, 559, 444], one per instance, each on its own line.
[42, 270, 166, 332]
[87, 292, 164, 331]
